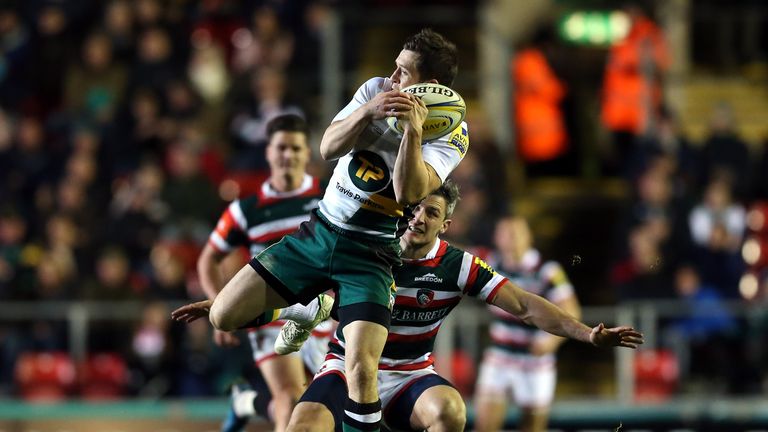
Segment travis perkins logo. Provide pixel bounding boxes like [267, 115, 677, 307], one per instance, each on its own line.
[416, 289, 435, 307]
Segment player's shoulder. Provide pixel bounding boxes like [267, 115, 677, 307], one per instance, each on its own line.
[356, 77, 391, 96]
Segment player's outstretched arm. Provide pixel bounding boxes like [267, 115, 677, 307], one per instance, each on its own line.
[392, 95, 440, 204]
[491, 281, 644, 349]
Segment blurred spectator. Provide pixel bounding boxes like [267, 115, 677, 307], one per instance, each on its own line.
[611, 223, 672, 301]
[0, 6, 31, 107]
[512, 26, 570, 177]
[689, 173, 746, 296]
[128, 26, 180, 95]
[146, 242, 189, 300]
[231, 5, 294, 76]
[127, 301, 175, 396]
[228, 66, 304, 170]
[159, 140, 221, 242]
[755, 139, 768, 200]
[106, 159, 166, 263]
[64, 30, 127, 125]
[0, 208, 36, 299]
[102, 0, 135, 62]
[80, 245, 138, 301]
[600, 3, 670, 177]
[22, 4, 75, 114]
[700, 102, 751, 201]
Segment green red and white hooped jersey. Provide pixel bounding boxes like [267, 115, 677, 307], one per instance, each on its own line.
[484, 249, 575, 354]
[208, 174, 326, 257]
[317, 77, 469, 240]
[328, 238, 506, 371]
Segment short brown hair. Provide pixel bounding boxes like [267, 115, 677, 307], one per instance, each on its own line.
[430, 179, 460, 218]
[403, 28, 458, 87]
[266, 114, 309, 140]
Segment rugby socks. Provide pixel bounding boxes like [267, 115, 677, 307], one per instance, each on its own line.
[276, 297, 321, 326]
[238, 309, 280, 328]
[232, 389, 257, 417]
[343, 398, 381, 432]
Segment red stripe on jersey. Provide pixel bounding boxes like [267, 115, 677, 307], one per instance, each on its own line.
[378, 357, 434, 371]
[387, 325, 440, 342]
[214, 208, 243, 242]
[484, 278, 507, 304]
[394, 295, 460, 308]
[463, 259, 481, 294]
[406, 241, 449, 267]
[251, 227, 298, 244]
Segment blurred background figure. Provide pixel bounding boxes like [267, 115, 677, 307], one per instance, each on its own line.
[474, 216, 581, 432]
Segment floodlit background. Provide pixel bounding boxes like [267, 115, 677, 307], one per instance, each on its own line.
[0, 0, 767, 431]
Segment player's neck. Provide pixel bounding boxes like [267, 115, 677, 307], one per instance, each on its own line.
[400, 241, 433, 260]
[269, 172, 303, 193]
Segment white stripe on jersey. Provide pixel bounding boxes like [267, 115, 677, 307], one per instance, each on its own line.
[209, 232, 232, 252]
[379, 352, 433, 368]
[395, 287, 462, 301]
[457, 252, 473, 290]
[247, 214, 310, 239]
[389, 319, 441, 336]
[229, 200, 248, 231]
[478, 273, 507, 301]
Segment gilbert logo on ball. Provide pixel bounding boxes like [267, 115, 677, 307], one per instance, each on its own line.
[387, 83, 466, 141]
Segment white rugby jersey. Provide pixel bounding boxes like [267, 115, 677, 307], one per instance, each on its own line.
[317, 77, 469, 239]
[328, 238, 506, 371]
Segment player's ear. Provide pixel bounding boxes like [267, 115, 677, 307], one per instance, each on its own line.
[440, 218, 451, 234]
[426, 78, 438, 84]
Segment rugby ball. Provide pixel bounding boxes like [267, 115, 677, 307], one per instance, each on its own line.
[386, 83, 466, 141]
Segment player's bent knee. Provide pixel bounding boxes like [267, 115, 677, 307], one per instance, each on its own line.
[435, 397, 466, 431]
[208, 301, 236, 331]
[287, 402, 334, 432]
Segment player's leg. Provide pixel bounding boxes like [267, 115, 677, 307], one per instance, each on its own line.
[210, 264, 289, 331]
[473, 351, 510, 432]
[258, 354, 308, 432]
[514, 358, 556, 432]
[212, 218, 335, 332]
[288, 362, 348, 432]
[383, 373, 465, 432]
[341, 317, 388, 432]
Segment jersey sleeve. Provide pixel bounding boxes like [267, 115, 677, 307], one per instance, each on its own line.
[540, 261, 575, 303]
[422, 122, 469, 182]
[458, 251, 508, 303]
[208, 199, 250, 253]
[332, 77, 390, 122]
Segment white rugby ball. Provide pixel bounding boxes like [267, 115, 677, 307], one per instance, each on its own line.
[386, 83, 466, 141]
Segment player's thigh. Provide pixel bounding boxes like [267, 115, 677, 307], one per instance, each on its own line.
[331, 235, 400, 310]
[295, 372, 348, 432]
[211, 264, 287, 329]
[252, 215, 336, 306]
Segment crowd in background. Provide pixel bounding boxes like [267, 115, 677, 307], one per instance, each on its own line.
[0, 0, 767, 399]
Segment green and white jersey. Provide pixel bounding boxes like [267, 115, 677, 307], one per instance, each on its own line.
[328, 238, 506, 370]
[208, 174, 325, 257]
[317, 77, 469, 240]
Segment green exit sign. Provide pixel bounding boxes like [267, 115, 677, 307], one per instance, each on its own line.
[558, 10, 630, 46]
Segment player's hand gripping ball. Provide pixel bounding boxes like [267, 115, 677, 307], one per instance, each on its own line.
[386, 83, 466, 141]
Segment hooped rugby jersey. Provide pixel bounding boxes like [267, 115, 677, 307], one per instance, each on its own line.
[317, 77, 469, 240]
[328, 238, 507, 371]
[208, 174, 326, 257]
[485, 249, 575, 354]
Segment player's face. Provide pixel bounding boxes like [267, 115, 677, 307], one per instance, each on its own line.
[494, 217, 532, 259]
[390, 50, 422, 91]
[404, 194, 451, 247]
[266, 131, 310, 174]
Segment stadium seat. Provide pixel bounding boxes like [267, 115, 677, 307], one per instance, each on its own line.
[634, 349, 679, 402]
[14, 351, 77, 402]
[78, 352, 129, 400]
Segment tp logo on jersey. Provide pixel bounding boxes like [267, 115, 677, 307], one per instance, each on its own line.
[416, 289, 434, 307]
[349, 150, 390, 192]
